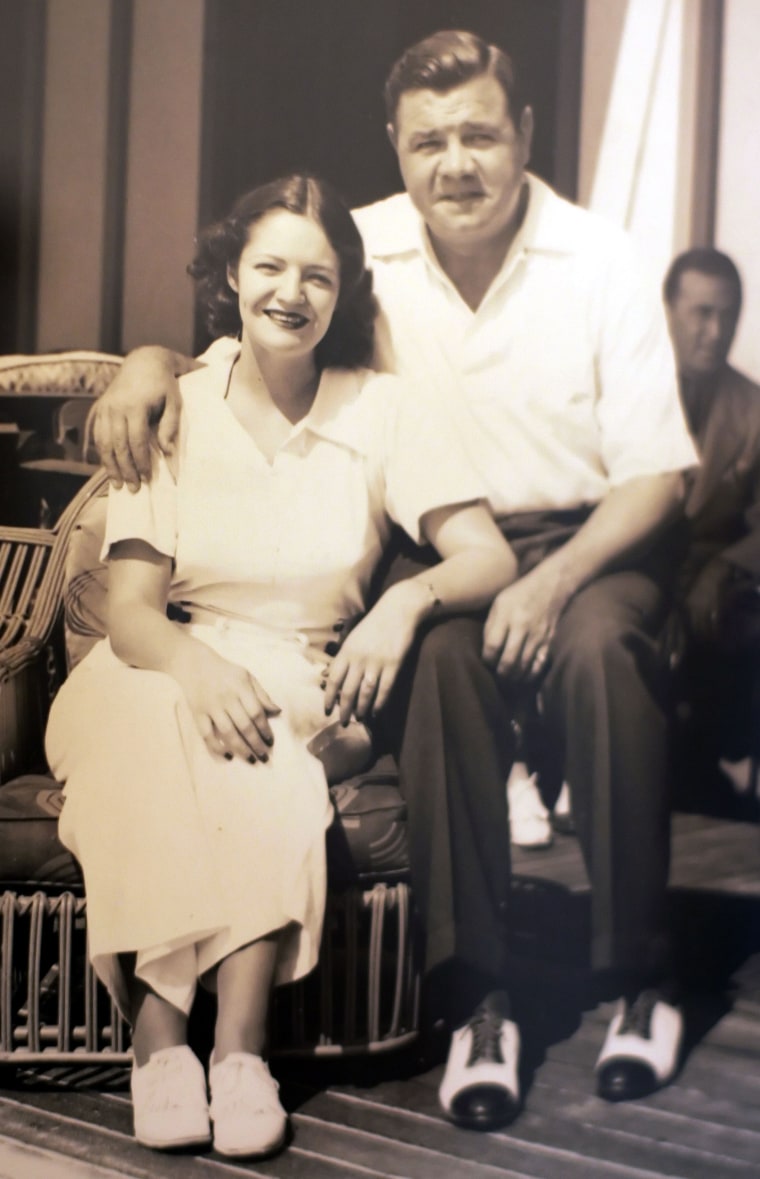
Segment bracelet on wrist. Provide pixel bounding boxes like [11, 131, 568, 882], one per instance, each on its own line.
[421, 580, 442, 616]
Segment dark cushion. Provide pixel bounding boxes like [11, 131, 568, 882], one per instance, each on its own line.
[327, 754, 409, 885]
[0, 758, 409, 892]
[0, 775, 82, 889]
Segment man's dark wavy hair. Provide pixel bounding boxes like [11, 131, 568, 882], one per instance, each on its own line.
[188, 173, 377, 370]
[384, 29, 525, 127]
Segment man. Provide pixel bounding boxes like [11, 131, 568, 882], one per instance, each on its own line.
[664, 248, 760, 791]
[92, 31, 696, 1128]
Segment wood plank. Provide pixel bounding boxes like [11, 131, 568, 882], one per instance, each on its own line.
[0, 814, 757, 1177]
[0, 1132, 127, 1179]
[292, 1085, 753, 1179]
[2, 1084, 527, 1179]
[0, 1092, 270, 1178]
[305, 1063, 760, 1178]
[294, 1088, 644, 1179]
[512, 813, 760, 898]
[522, 1077, 760, 1166]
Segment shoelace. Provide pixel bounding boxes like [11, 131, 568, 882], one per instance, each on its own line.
[466, 1006, 506, 1066]
[213, 1058, 281, 1112]
[617, 989, 658, 1039]
[140, 1056, 199, 1111]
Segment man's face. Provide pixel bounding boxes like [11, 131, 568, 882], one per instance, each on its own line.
[388, 74, 533, 253]
[667, 270, 741, 380]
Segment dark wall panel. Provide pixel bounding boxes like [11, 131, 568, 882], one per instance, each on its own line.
[0, 0, 45, 353]
[200, 0, 583, 223]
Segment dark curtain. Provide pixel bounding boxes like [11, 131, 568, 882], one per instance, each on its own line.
[199, 0, 583, 220]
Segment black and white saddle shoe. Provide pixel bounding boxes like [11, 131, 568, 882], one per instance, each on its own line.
[595, 989, 684, 1102]
[438, 991, 521, 1130]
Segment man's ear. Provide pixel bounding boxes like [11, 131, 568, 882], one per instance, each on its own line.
[519, 106, 534, 165]
[227, 264, 239, 294]
[386, 122, 398, 154]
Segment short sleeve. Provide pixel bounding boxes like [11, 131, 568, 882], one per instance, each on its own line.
[379, 378, 488, 542]
[593, 232, 697, 484]
[101, 447, 178, 561]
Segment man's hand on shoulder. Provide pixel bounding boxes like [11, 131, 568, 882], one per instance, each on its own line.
[90, 345, 196, 491]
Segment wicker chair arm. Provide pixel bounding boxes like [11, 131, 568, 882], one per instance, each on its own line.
[0, 470, 109, 661]
[0, 470, 110, 782]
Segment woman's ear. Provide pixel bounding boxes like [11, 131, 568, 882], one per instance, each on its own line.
[518, 107, 534, 167]
[227, 264, 239, 294]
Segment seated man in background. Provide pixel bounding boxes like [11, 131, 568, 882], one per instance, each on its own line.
[664, 248, 760, 798]
[91, 29, 696, 1128]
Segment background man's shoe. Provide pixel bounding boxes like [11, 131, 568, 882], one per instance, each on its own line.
[507, 763, 552, 849]
[595, 989, 683, 1102]
[438, 991, 521, 1130]
[550, 781, 576, 835]
[718, 755, 755, 795]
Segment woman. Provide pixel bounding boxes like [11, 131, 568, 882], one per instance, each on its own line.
[45, 174, 517, 1160]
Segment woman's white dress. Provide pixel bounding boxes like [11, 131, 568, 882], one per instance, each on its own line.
[45, 358, 483, 1017]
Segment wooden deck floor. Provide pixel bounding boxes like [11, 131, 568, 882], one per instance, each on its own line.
[1, 812, 759, 1178]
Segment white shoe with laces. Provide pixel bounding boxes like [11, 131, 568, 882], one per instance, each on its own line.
[209, 1051, 287, 1158]
[438, 991, 521, 1129]
[595, 989, 684, 1101]
[130, 1044, 211, 1150]
[507, 762, 553, 849]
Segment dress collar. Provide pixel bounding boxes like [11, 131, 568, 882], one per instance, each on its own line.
[213, 351, 372, 458]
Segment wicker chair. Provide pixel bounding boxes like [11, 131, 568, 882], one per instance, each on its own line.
[0, 462, 419, 1065]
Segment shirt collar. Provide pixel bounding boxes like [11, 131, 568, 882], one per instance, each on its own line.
[361, 173, 578, 265]
[358, 191, 428, 259]
[513, 173, 580, 257]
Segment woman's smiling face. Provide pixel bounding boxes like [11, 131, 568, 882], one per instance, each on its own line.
[228, 208, 340, 359]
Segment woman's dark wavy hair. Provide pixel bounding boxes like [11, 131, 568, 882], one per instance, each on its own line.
[188, 174, 377, 370]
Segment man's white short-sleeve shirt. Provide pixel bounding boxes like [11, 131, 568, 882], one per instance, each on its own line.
[352, 175, 697, 516]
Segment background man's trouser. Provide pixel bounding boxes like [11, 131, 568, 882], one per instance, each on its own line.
[677, 574, 760, 762]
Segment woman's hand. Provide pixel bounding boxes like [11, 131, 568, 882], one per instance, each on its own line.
[169, 639, 281, 762]
[323, 581, 432, 725]
[89, 347, 190, 491]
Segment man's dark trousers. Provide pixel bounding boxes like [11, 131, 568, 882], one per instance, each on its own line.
[380, 513, 676, 1015]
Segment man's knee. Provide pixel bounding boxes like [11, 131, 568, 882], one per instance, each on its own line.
[555, 612, 629, 668]
[551, 575, 663, 683]
[415, 615, 486, 679]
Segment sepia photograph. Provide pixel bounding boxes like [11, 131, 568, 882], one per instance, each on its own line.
[0, 1, 759, 1176]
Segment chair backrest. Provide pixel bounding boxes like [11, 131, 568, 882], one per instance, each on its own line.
[63, 487, 109, 671]
[0, 469, 109, 672]
[0, 470, 110, 782]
